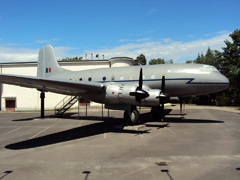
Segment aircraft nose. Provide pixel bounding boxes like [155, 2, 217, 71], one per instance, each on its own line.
[220, 74, 230, 90]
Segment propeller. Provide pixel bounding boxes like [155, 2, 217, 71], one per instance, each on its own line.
[129, 67, 149, 102]
[156, 74, 170, 121]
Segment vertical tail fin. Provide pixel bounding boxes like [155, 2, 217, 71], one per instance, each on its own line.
[37, 45, 64, 78]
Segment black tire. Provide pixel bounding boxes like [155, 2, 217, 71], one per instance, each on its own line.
[130, 109, 140, 125]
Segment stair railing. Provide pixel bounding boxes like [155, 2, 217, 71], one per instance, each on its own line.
[54, 95, 77, 115]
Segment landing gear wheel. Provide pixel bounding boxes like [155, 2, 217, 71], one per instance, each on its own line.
[123, 109, 140, 126]
[130, 109, 140, 125]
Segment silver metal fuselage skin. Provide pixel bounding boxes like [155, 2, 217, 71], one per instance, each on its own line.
[48, 63, 229, 104]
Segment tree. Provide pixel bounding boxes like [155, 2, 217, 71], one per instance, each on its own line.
[205, 47, 215, 65]
[186, 60, 194, 64]
[185, 29, 240, 106]
[165, 59, 174, 64]
[221, 29, 240, 104]
[58, 56, 83, 61]
[134, 54, 147, 65]
[149, 58, 165, 65]
[149, 58, 173, 65]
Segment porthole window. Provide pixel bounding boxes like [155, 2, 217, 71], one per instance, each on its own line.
[102, 77, 106, 81]
[129, 73, 133, 80]
[111, 74, 115, 81]
[79, 78, 82, 81]
[88, 77, 92, 82]
[120, 76, 124, 80]
[151, 74, 155, 79]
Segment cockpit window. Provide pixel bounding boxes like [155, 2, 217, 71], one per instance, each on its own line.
[178, 65, 219, 74]
[203, 65, 218, 72]
[211, 66, 218, 72]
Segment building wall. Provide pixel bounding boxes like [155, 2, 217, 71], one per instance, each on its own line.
[0, 58, 133, 111]
[1, 63, 39, 110]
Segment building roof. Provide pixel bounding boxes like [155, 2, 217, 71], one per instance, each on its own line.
[0, 57, 134, 66]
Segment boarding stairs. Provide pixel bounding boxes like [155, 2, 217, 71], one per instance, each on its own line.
[54, 95, 80, 117]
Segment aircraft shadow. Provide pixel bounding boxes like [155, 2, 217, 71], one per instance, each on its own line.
[12, 115, 54, 121]
[145, 123, 170, 129]
[140, 111, 224, 124]
[166, 113, 187, 116]
[12, 112, 108, 122]
[6, 109, 224, 150]
[5, 121, 149, 150]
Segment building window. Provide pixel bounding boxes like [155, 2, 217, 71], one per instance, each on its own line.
[5, 98, 16, 111]
[79, 98, 90, 106]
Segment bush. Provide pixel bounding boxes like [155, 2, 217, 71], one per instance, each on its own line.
[216, 93, 231, 106]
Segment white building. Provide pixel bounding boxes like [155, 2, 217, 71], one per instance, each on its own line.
[0, 57, 134, 111]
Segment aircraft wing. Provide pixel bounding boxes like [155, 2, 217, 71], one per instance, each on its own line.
[0, 74, 105, 95]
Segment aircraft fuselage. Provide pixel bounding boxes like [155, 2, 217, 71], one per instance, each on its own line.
[48, 63, 229, 102]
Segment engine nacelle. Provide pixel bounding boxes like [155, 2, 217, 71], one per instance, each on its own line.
[105, 84, 161, 106]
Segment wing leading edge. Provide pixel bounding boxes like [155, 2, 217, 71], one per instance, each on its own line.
[0, 74, 105, 96]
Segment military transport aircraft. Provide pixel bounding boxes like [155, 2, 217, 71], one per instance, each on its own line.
[0, 45, 229, 125]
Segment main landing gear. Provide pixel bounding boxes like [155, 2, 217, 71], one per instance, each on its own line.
[124, 108, 140, 126]
[123, 67, 169, 126]
[151, 106, 161, 119]
[124, 105, 165, 126]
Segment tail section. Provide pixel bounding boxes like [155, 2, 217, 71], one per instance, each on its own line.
[37, 45, 65, 78]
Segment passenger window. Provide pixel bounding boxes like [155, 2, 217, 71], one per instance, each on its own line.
[88, 77, 92, 82]
[129, 73, 133, 80]
[79, 78, 82, 81]
[103, 77, 106, 81]
[120, 76, 124, 80]
[111, 74, 115, 81]
[151, 74, 155, 79]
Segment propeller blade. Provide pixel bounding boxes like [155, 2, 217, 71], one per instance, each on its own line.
[130, 90, 149, 102]
[161, 74, 165, 93]
[156, 93, 170, 103]
[139, 66, 143, 90]
[129, 92, 137, 96]
[159, 74, 168, 121]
